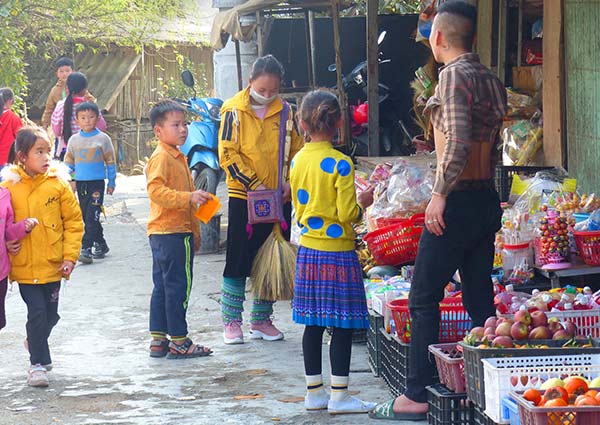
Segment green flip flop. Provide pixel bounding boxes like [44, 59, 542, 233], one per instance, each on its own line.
[368, 399, 427, 421]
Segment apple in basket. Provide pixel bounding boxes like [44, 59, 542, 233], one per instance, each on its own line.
[529, 326, 552, 340]
[530, 311, 548, 328]
[548, 317, 564, 334]
[469, 327, 485, 339]
[564, 321, 578, 338]
[484, 316, 498, 329]
[495, 320, 513, 337]
[511, 322, 530, 341]
[514, 309, 532, 326]
[492, 336, 513, 348]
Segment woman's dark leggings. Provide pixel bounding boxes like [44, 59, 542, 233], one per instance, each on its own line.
[302, 325, 353, 376]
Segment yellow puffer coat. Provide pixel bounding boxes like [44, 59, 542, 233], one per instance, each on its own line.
[0, 164, 83, 284]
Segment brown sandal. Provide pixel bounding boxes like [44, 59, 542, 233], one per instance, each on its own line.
[166, 339, 213, 359]
[149, 339, 170, 358]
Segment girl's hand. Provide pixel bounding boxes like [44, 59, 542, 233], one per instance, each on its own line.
[70, 181, 77, 193]
[107, 187, 115, 195]
[357, 185, 375, 209]
[255, 184, 268, 191]
[6, 240, 21, 255]
[25, 218, 39, 233]
[60, 261, 75, 277]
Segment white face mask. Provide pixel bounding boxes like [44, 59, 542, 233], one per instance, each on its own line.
[250, 88, 278, 105]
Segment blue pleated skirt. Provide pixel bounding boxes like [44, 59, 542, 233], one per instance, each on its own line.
[293, 246, 369, 329]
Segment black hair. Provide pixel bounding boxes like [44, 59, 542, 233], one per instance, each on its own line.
[55, 57, 74, 70]
[299, 90, 341, 137]
[437, 0, 478, 49]
[149, 99, 186, 128]
[250, 54, 285, 81]
[0, 88, 13, 117]
[62, 72, 88, 143]
[7, 141, 16, 165]
[75, 101, 99, 118]
[14, 127, 51, 165]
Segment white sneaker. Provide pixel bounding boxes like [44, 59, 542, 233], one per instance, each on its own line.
[305, 389, 330, 411]
[27, 364, 49, 388]
[328, 395, 377, 415]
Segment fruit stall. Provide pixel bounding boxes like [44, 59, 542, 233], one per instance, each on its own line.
[355, 154, 600, 425]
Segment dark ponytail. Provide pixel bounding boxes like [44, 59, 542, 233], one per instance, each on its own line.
[299, 90, 341, 136]
[0, 92, 4, 117]
[62, 72, 88, 142]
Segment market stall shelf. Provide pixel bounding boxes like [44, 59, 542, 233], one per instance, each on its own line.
[534, 261, 600, 288]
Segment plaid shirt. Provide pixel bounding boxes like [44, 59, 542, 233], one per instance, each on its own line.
[425, 53, 507, 196]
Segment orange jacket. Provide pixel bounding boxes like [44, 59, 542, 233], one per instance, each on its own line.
[146, 142, 200, 250]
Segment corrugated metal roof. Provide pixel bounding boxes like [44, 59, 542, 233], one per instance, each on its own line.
[27, 49, 140, 115]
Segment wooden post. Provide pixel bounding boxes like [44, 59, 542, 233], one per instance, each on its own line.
[366, 0, 380, 156]
[256, 11, 264, 57]
[309, 11, 318, 86]
[497, 0, 507, 82]
[331, 0, 349, 148]
[234, 39, 243, 91]
[304, 10, 315, 87]
[476, 0, 493, 68]
[543, 0, 565, 167]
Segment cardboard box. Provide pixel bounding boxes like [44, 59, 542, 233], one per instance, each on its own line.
[512, 66, 542, 95]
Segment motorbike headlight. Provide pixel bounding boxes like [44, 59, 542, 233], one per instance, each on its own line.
[209, 105, 221, 120]
[354, 74, 364, 85]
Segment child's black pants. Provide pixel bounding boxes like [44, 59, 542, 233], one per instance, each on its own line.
[76, 180, 106, 249]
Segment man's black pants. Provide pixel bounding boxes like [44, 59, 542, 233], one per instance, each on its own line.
[19, 282, 61, 366]
[76, 180, 106, 250]
[404, 188, 502, 403]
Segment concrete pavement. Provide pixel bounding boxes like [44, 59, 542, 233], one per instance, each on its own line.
[0, 175, 427, 425]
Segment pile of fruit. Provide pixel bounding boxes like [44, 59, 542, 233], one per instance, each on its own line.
[464, 310, 586, 348]
[555, 192, 600, 214]
[537, 206, 573, 260]
[522, 375, 600, 407]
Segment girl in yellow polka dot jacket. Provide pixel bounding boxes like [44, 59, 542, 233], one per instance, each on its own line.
[290, 90, 376, 414]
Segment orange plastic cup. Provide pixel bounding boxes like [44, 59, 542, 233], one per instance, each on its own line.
[194, 195, 221, 224]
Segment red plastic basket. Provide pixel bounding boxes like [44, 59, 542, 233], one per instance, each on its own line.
[574, 231, 600, 266]
[428, 343, 466, 393]
[363, 214, 425, 266]
[388, 297, 471, 343]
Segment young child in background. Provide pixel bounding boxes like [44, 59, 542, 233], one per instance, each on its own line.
[51, 72, 105, 160]
[0, 88, 24, 168]
[290, 90, 375, 414]
[64, 102, 116, 264]
[146, 100, 212, 359]
[1, 127, 83, 387]
[41, 57, 95, 130]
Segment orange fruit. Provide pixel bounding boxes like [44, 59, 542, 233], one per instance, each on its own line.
[575, 395, 598, 406]
[544, 398, 568, 407]
[564, 376, 588, 396]
[585, 390, 598, 399]
[523, 389, 542, 406]
[545, 386, 569, 403]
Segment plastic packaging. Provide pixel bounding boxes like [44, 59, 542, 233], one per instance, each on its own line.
[502, 243, 533, 282]
[502, 119, 543, 166]
[194, 195, 221, 224]
[588, 209, 600, 231]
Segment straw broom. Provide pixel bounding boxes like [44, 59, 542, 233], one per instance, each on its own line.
[250, 223, 298, 301]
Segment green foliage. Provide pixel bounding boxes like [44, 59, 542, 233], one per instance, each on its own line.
[0, 0, 197, 102]
[344, 0, 421, 15]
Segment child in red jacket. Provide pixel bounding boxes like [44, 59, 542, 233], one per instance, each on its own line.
[0, 88, 23, 168]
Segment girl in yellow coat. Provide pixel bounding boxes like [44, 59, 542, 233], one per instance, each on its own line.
[1, 127, 83, 388]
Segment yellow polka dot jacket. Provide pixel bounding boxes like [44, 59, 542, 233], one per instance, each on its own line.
[218, 87, 304, 200]
[290, 141, 362, 252]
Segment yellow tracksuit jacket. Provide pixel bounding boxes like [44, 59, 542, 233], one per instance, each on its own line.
[218, 87, 304, 200]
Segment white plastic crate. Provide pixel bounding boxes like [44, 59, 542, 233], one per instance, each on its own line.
[482, 354, 600, 424]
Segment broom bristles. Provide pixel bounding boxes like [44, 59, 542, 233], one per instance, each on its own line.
[250, 224, 298, 301]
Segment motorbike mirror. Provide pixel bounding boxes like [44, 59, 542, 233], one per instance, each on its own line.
[181, 70, 195, 88]
[378, 31, 387, 45]
[328, 64, 337, 72]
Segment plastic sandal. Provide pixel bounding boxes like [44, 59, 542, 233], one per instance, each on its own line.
[166, 339, 213, 359]
[149, 339, 170, 358]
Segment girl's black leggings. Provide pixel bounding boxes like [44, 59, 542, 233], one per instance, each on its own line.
[302, 325, 353, 377]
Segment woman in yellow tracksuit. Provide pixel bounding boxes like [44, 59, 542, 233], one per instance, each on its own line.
[218, 55, 303, 345]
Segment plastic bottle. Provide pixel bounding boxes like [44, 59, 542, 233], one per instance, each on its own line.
[563, 302, 574, 311]
[588, 209, 600, 231]
[574, 293, 590, 311]
[544, 294, 558, 311]
[552, 294, 572, 312]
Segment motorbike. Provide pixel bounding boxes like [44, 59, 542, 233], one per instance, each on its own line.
[329, 31, 415, 157]
[177, 70, 223, 194]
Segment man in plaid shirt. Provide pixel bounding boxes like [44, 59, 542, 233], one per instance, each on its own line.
[371, 1, 507, 420]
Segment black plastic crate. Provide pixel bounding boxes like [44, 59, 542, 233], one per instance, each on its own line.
[459, 340, 600, 410]
[472, 404, 498, 425]
[494, 166, 553, 202]
[426, 384, 473, 425]
[367, 311, 384, 376]
[379, 328, 439, 397]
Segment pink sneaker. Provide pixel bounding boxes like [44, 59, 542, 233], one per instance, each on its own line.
[249, 319, 284, 341]
[223, 321, 244, 345]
